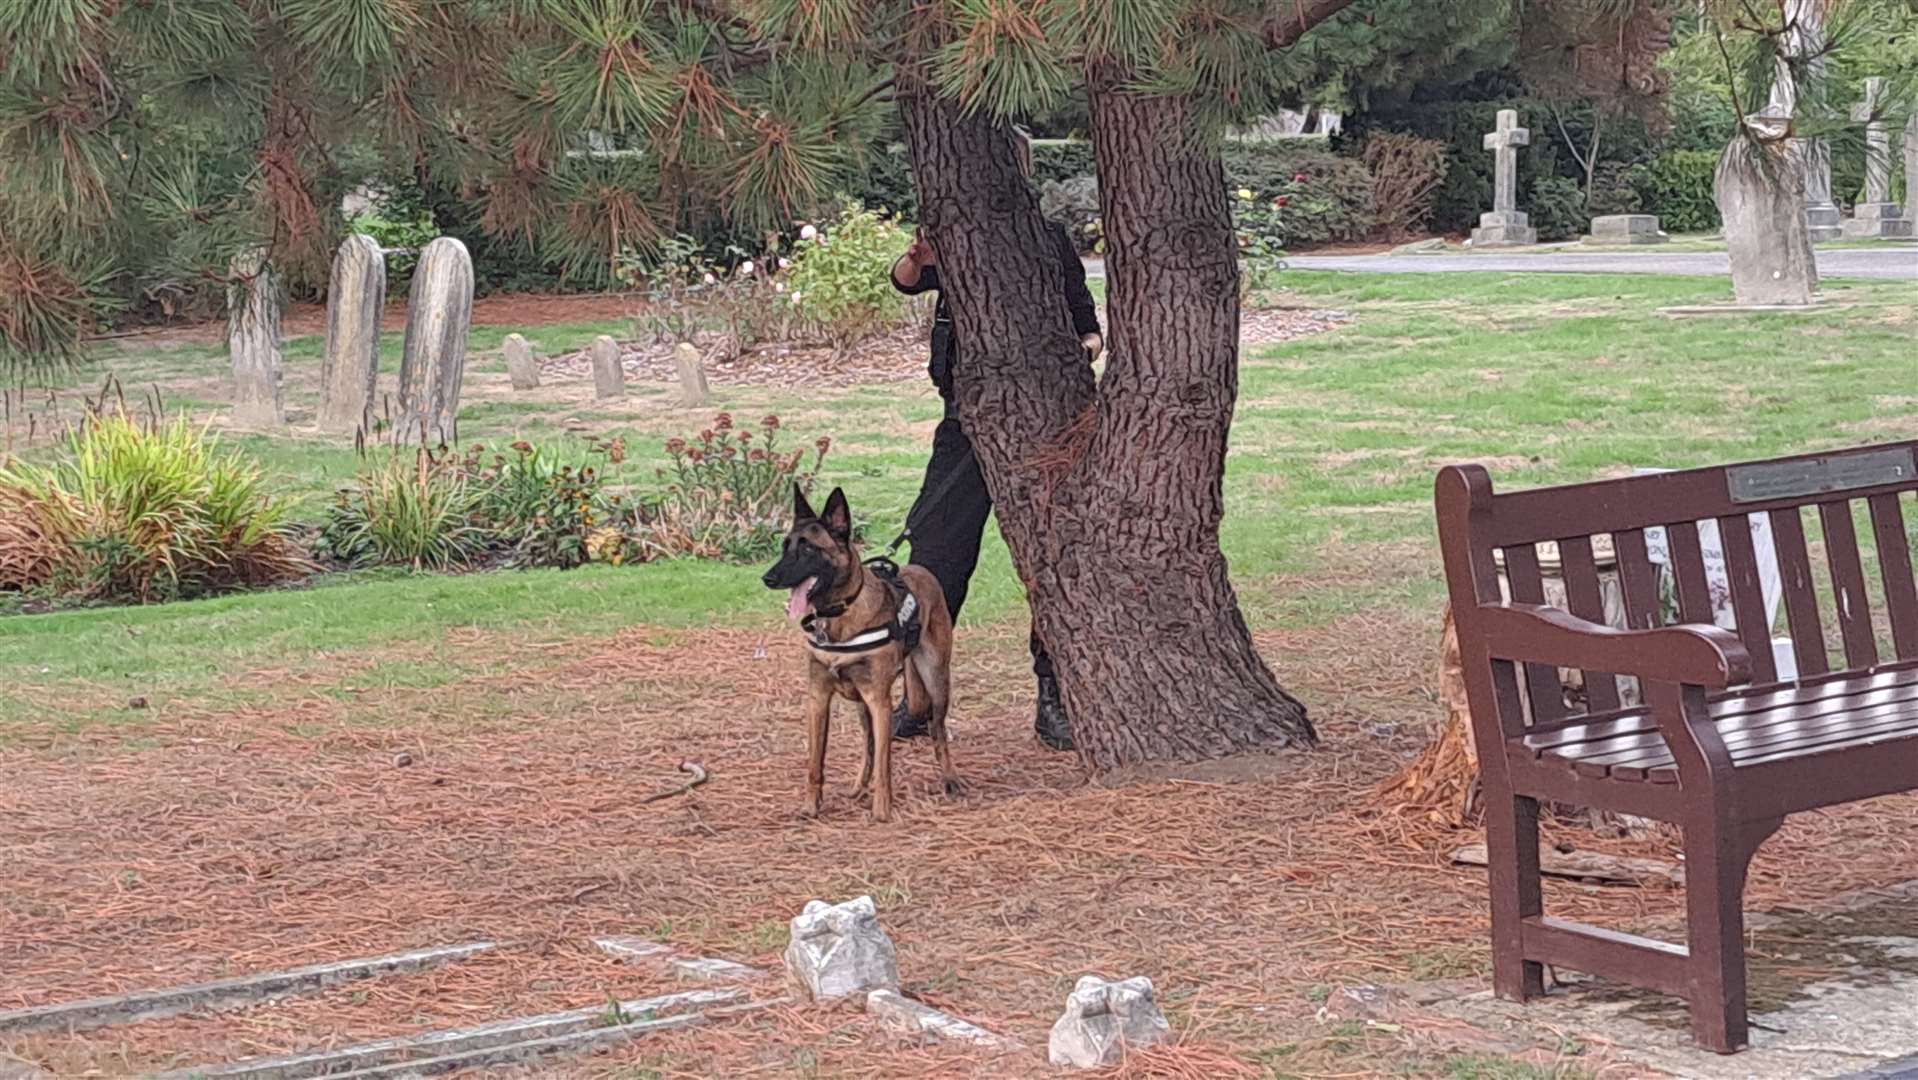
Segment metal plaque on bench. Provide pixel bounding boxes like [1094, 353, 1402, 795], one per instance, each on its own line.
[1727, 446, 1917, 504]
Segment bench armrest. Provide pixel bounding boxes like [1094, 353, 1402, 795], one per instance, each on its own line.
[1475, 603, 1753, 689]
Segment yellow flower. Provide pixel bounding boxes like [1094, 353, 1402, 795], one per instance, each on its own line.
[1237, 188, 1253, 201]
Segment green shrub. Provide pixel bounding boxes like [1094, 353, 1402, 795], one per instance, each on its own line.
[1527, 175, 1590, 241]
[0, 409, 308, 603]
[316, 448, 489, 571]
[785, 206, 913, 348]
[1227, 147, 1375, 245]
[472, 439, 629, 569]
[1632, 150, 1720, 233]
[346, 179, 440, 289]
[840, 141, 919, 221]
[630, 413, 832, 563]
[1032, 139, 1097, 184]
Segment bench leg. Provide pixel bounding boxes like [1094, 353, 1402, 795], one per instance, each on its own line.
[1487, 786, 1545, 1001]
[1684, 817, 1782, 1053]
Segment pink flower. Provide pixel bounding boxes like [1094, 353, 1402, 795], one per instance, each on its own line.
[1293, 172, 1308, 182]
[1275, 195, 1290, 207]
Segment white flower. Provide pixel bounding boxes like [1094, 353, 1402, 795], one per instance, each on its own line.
[790, 290, 803, 304]
[778, 257, 791, 269]
[701, 272, 717, 285]
[799, 224, 818, 240]
[738, 260, 755, 276]
[774, 282, 786, 292]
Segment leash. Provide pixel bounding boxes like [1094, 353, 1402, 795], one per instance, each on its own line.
[882, 443, 977, 558]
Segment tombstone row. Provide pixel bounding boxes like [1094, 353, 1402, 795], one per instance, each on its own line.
[232, 234, 715, 434]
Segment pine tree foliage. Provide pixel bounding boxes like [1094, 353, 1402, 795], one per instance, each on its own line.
[0, 0, 1701, 375]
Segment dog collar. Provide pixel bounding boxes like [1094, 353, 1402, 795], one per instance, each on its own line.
[803, 592, 918, 654]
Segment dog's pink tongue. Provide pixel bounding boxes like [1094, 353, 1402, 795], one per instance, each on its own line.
[786, 577, 816, 621]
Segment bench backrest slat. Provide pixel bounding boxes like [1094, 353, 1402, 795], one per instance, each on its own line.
[1869, 493, 1918, 660]
[1716, 514, 1780, 685]
[1769, 507, 1832, 678]
[1819, 500, 1880, 670]
[1614, 527, 1663, 631]
[1560, 536, 1622, 712]
[1666, 519, 1716, 627]
[1478, 442, 1918, 548]
[1503, 542, 1568, 725]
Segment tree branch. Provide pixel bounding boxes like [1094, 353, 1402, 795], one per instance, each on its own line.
[1262, 0, 1362, 49]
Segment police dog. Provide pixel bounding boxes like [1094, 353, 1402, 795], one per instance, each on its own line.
[761, 485, 958, 821]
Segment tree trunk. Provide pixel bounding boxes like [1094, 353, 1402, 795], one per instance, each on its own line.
[898, 88, 1315, 770]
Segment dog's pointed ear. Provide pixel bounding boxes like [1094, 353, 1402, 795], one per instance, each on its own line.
[821, 487, 851, 541]
[792, 482, 817, 523]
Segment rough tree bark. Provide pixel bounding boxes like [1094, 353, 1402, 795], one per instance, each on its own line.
[899, 87, 1316, 769]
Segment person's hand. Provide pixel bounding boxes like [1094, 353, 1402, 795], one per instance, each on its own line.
[1081, 332, 1103, 361]
[905, 231, 938, 267]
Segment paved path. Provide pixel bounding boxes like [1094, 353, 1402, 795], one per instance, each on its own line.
[1081, 245, 1917, 280]
[1279, 245, 1918, 280]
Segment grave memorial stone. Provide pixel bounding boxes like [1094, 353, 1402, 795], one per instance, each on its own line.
[1470, 110, 1536, 247]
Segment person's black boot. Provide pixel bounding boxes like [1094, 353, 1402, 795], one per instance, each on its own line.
[890, 700, 929, 740]
[1033, 674, 1075, 751]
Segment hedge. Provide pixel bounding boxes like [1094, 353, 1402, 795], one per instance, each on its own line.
[1028, 137, 1374, 249]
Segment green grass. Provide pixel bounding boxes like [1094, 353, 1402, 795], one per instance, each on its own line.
[4, 271, 1914, 736]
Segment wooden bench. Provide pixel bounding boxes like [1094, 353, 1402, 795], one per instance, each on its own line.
[1435, 442, 1918, 1053]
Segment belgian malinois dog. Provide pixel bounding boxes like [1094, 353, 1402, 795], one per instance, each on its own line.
[761, 485, 959, 821]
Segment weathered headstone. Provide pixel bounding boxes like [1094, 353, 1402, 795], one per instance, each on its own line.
[226, 248, 285, 428]
[1583, 214, 1667, 245]
[590, 335, 626, 400]
[395, 237, 473, 445]
[782, 896, 898, 1003]
[1469, 110, 1536, 247]
[318, 235, 386, 432]
[1716, 134, 1818, 306]
[673, 342, 710, 407]
[1844, 79, 1914, 238]
[504, 333, 540, 391]
[1047, 975, 1171, 1068]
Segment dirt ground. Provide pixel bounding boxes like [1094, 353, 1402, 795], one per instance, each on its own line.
[5, 608, 1916, 1078]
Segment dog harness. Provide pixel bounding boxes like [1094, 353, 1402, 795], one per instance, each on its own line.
[801, 558, 923, 655]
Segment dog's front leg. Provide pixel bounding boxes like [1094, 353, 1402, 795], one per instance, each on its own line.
[855, 679, 895, 823]
[804, 664, 834, 818]
[855, 703, 874, 797]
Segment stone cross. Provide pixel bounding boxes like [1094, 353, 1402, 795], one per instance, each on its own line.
[1843, 78, 1913, 238]
[318, 235, 385, 433]
[226, 248, 285, 428]
[590, 335, 626, 399]
[396, 237, 474, 446]
[1470, 110, 1536, 247]
[1484, 109, 1529, 214]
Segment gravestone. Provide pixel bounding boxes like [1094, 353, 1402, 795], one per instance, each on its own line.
[782, 896, 898, 1003]
[396, 237, 473, 445]
[1844, 79, 1914, 238]
[1583, 214, 1667, 245]
[1314, 109, 1343, 137]
[504, 333, 540, 391]
[673, 342, 710, 407]
[226, 248, 286, 428]
[1716, 133, 1818, 306]
[1047, 975, 1171, 1068]
[590, 335, 626, 400]
[1469, 110, 1536, 247]
[1761, 0, 1842, 242]
[318, 235, 386, 432]
[1907, 110, 1918, 225]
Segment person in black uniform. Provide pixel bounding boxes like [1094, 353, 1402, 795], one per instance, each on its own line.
[888, 204, 1102, 751]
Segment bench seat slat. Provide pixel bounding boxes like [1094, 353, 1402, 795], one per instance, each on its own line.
[1523, 664, 1918, 756]
[1523, 669, 1918, 782]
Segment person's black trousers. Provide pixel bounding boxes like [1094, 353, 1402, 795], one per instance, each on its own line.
[906, 401, 1054, 680]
